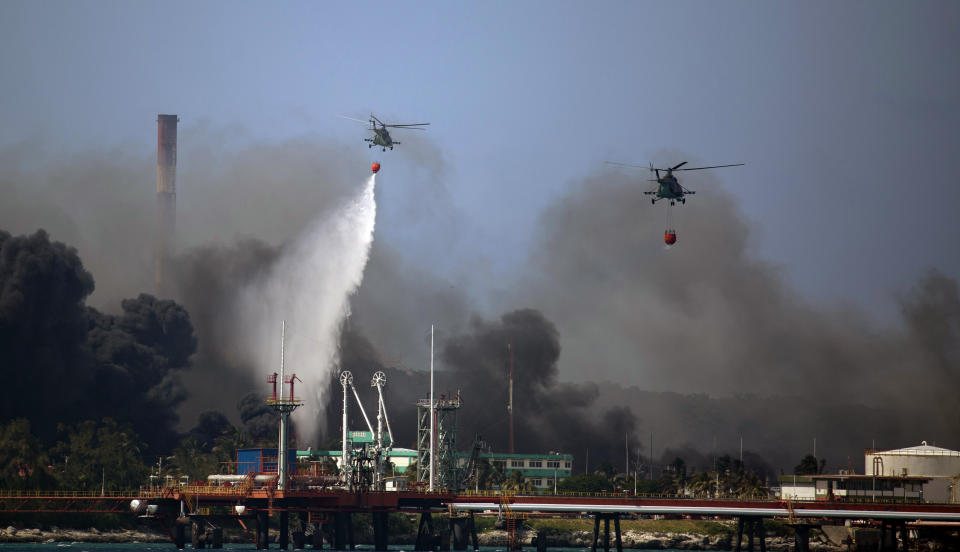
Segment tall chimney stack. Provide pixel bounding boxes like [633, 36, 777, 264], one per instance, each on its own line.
[155, 114, 178, 296]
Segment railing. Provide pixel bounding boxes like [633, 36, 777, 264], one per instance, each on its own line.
[456, 489, 776, 501]
[0, 490, 138, 498]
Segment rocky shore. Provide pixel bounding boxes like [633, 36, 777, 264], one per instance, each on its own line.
[1, 525, 170, 543]
[1, 524, 846, 550]
[479, 528, 843, 551]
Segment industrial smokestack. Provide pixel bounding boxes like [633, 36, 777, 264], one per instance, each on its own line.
[156, 114, 178, 296]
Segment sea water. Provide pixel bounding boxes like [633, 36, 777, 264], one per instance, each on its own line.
[0, 545, 714, 552]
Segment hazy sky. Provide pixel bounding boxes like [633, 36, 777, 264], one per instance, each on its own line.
[2, 0, 958, 324]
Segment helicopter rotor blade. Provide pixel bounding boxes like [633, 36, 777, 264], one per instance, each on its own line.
[369, 114, 385, 126]
[604, 161, 647, 169]
[338, 115, 369, 124]
[385, 123, 430, 128]
[673, 163, 745, 171]
[385, 126, 428, 131]
[670, 161, 688, 171]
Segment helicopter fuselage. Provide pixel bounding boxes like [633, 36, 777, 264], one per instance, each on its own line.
[364, 127, 395, 148]
[363, 127, 398, 151]
[657, 175, 685, 199]
[644, 171, 695, 204]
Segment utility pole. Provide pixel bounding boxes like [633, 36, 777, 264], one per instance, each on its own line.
[649, 432, 654, 481]
[625, 433, 629, 476]
[508, 341, 514, 454]
[429, 325, 435, 491]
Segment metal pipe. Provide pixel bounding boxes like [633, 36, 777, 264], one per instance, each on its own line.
[341, 372, 350, 487]
[379, 392, 394, 448]
[207, 474, 278, 483]
[350, 382, 375, 434]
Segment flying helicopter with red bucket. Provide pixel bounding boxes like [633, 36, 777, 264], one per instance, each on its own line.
[606, 160, 744, 246]
[340, 114, 430, 151]
[606, 161, 744, 206]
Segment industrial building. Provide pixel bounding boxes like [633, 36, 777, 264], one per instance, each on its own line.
[296, 440, 574, 491]
[468, 451, 574, 491]
[297, 432, 418, 476]
[778, 473, 930, 502]
[866, 441, 960, 503]
[779, 441, 960, 503]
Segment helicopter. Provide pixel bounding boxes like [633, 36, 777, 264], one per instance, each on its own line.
[340, 114, 429, 151]
[606, 161, 744, 205]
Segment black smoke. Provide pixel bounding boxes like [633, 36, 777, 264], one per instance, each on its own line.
[326, 310, 638, 469]
[237, 392, 280, 444]
[0, 229, 96, 430]
[0, 229, 196, 452]
[5, 133, 958, 475]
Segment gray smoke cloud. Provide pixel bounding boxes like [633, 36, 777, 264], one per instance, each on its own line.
[3, 132, 957, 473]
[505, 167, 959, 471]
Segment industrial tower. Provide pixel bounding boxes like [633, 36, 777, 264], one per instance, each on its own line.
[417, 393, 462, 491]
[155, 114, 178, 296]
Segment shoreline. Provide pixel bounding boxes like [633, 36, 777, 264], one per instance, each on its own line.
[0, 526, 844, 551]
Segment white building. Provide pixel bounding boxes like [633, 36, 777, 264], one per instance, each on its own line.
[778, 473, 928, 502]
[865, 442, 960, 503]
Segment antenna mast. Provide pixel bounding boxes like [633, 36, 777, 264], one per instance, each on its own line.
[508, 341, 514, 454]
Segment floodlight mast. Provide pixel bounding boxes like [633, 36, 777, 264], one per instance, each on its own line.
[339, 370, 353, 488]
[268, 320, 301, 491]
[429, 325, 435, 491]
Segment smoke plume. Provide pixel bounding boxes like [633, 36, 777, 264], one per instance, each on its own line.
[505, 168, 959, 469]
[0, 230, 195, 452]
[3, 132, 958, 474]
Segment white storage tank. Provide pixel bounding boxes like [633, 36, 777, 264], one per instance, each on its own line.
[865, 442, 960, 477]
[865, 442, 960, 503]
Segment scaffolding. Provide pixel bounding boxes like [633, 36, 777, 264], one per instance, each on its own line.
[416, 393, 462, 491]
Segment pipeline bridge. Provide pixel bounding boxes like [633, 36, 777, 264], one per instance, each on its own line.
[3, 489, 960, 551]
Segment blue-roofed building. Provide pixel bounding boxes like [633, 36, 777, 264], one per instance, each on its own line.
[237, 448, 297, 476]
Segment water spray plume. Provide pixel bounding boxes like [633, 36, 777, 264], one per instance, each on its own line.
[236, 174, 377, 444]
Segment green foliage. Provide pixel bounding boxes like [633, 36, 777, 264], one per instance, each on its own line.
[404, 459, 419, 483]
[596, 462, 616, 478]
[527, 518, 733, 536]
[168, 423, 249, 482]
[793, 454, 826, 475]
[502, 469, 534, 492]
[557, 473, 615, 493]
[169, 437, 220, 482]
[0, 418, 57, 490]
[51, 418, 149, 492]
[387, 512, 415, 535]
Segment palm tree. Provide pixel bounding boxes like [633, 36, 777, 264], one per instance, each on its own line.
[502, 470, 534, 493]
